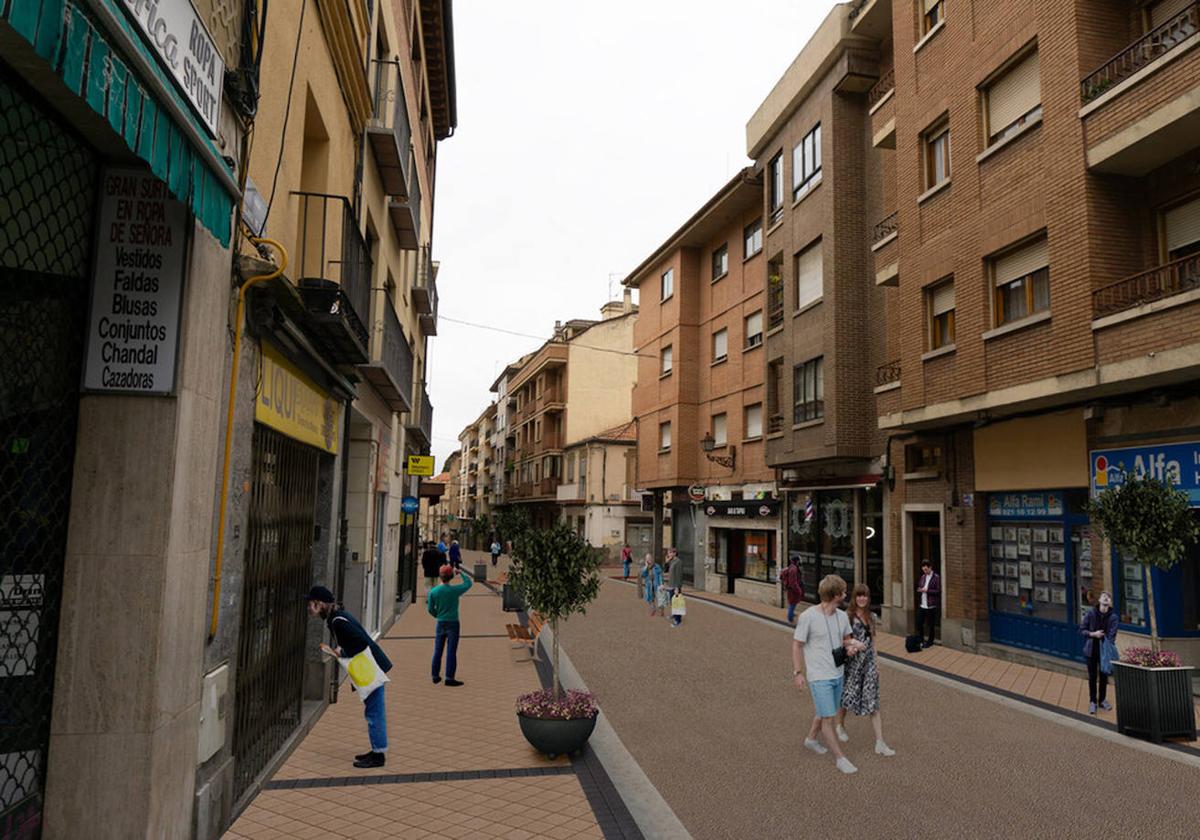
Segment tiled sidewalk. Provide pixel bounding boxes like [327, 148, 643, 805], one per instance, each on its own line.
[626, 578, 1200, 752]
[224, 554, 607, 840]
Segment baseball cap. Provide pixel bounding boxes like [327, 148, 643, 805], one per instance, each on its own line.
[439, 564, 454, 577]
[306, 585, 335, 604]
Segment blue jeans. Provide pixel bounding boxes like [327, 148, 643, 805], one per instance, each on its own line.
[787, 602, 798, 623]
[433, 620, 461, 679]
[364, 686, 387, 752]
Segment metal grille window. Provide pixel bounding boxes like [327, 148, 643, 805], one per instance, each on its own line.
[0, 76, 96, 834]
[232, 425, 320, 799]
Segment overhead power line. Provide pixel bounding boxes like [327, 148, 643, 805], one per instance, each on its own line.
[438, 315, 656, 359]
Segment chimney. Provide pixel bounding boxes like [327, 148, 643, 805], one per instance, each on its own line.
[623, 288, 633, 313]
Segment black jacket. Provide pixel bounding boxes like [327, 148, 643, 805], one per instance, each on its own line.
[327, 608, 392, 672]
[421, 547, 444, 578]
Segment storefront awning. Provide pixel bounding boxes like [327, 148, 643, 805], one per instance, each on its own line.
[2, 0, 238, 246]
[782, 474, 882, 491]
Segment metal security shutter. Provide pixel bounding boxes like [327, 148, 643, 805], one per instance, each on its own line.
[931, 281, 955, 315]
[1165, 197, 1200, 254]
[1151, 0, 1192, 27]
[988, 51, 1040, 134]
[796, 241, 823, 308]
[995, 238, 1050, 286]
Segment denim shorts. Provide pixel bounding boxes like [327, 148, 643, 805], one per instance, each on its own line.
[809, 676, 844, 718]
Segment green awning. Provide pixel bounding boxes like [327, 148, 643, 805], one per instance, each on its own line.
[3, 0, 236, 246]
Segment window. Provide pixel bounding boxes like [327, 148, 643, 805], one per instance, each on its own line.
[659, 422, 672, 451]
[768, 152, 784, 225]
[745, 403, 763, 439]
[985, 50, 1041, 146]
[1164, 195, 1200, 261]
[906, 442, 942, 473]
[767, 359, 784, 433]
[794, 240, 823, 310]
[927, 280, 955, 350]
[767, 257, 784, 329]
[744, 218, 763, 258]
[660, 345, 673, 376]
[579, 452, 587, 479]
[792, 124, 822, 201]
[923, 118, 950, 190]
[712, 413, 728, 447]
[712, 328, 728, 363]
[712, 244, 729, 281]
[992, 236, 1050, 326]
[661, 268, 674, 300]
[792, 357, 824, 424]
[745, 311, 764, 348]
[535, 419, 542, 442]
[566, 454, 575, 481]
[920, 0, 944, 35]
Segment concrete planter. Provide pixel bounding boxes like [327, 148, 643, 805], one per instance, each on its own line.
[1112, 662, 1197, 743]
[517, 712, 597, 759]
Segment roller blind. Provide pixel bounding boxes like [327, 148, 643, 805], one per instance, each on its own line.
[1151, 0, 1192, 28]
[987, 51, 1040, 135]
[796, 241, 823, 308]
[994, 238, 1049, 286]
[1165, 197, 1200, 254]
[931, 282, 955, 315]
[746, 311, 763, 338]
[746, 404, 763, 438]
[712, 413, 727, 446]
[713, 328, 728, 359]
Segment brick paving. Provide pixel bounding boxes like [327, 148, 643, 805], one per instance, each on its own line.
[224, 551, 606, 840]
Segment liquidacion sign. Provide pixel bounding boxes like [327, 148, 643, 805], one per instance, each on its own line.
[1090, 441, 1200, 507]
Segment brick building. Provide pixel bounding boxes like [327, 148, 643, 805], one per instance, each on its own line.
[849, 0, 1200, 667]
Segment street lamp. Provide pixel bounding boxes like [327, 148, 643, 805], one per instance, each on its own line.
[700, 433, 736, 469]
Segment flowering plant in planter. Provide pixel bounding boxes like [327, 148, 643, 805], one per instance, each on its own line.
[1121, 647, 1183, 668]
[516, 688, 598, 721]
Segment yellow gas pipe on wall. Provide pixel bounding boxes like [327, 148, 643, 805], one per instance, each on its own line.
[209, 238, 287, 639]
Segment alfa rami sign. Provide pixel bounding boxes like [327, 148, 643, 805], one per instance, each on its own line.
[120, 0, 224, 135]
[1090, 441, 1200, 507]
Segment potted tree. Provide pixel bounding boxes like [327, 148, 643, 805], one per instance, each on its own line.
[508, 522, 603, 758]
[495, 508, 530, 611]
[1089, 471, 1199, 743]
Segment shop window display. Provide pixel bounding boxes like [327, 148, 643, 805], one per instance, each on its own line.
[789, 490, 855, 600]
[988, 521, 1068, 621]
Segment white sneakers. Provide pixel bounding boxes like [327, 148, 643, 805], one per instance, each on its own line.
[835, 725, 849, 743]
[835, 757, 858, 774]
[875, 740, 896, 756]
[803, 737, 827, 755]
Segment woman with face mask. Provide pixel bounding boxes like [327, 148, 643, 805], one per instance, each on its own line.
[1079, 591, 1118, 715]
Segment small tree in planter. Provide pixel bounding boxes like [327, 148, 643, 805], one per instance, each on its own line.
[1088, 472, 1198, 742]
[508, 522, 603, 757]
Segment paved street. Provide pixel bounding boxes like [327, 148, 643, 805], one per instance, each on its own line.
[556, 579, 1200, 840]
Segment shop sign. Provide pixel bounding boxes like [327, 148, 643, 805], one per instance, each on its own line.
[118, 0, 225, 135]
[83, 168, 187, 394]
[987, 492, 1063, 519]
[1090, 441, 1200, 507]
[407, 454, 435, 476]
[702, 500, 780, 519]
[256, 342, 341, 453]
[687, 484, 706, 503]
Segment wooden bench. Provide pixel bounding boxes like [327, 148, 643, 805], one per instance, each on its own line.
[506, 612, 545, 661]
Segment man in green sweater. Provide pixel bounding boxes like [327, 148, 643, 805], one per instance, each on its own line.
[427, 564, 472, 686]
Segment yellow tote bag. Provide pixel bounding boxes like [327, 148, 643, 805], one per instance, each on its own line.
[322, 644, 389, 701]
[670, 593, 686, 616]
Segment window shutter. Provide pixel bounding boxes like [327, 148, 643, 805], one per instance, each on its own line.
[746, 404, 763, 438]
[1165, 197, 1200, 254]
[796, 241, 823, 307]
[994, 237, 1049, 286]
[712, 413, 727, 446]
[931, 282, 955, 315]
[987, 51, 1040, 135]
[746, 311, 763, 337]
[1151, 0, 1192, 28]
[713, 329, 728, 359]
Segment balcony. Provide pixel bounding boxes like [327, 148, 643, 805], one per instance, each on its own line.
[358, 299, 414, 412]
[366, 60, 412, 198]
[291, 192, 371, 364]
[849, 0, 892, 41]
[405, 383, 434, 452]
[556, 483, 584, 502]
[388, 151, 422, 250]
[767, 273, 784, 331]
[869, 67, 895, 149]
[873, 212, 899, 286]
[413, 245, 439, 335]
[768, 414, 784, 435]
[876, 359, 901, 388]
[1080, 4, 1200, 176]
[1092, 254, 1200, 319]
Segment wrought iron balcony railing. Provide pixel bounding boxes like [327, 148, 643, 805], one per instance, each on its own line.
[1092, 254, 1200, 318]
[359, 301, 414, 412]
[367, 59, 413, 197]
[873, 212, 898, 245]
[1080, 3, 1200, 104]
[876, 359, 901, 387]
[868, 67, 895, 109]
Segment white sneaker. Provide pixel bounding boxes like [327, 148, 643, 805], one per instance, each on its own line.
[803, 737, 828, 755]
[875, 740, 896, 756]
[835, 757, 858, 774]
[835, 725, 849, 743]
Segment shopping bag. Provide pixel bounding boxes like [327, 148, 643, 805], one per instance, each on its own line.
[1100, 638, 1118, 675]
[322, 644, 389, 701]
[671, 593, 686, 616]
[655, 585, 670, 608]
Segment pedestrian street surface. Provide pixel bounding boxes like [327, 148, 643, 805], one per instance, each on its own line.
[556, 578, 1200, 839]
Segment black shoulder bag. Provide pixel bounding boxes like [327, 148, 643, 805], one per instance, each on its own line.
[825, 612, 847, 667]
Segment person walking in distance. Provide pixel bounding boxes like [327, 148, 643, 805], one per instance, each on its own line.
[621, 544, 633, 580]
[1081, 591, 1118, 714]
[666, 548, 683, 626]
[780, 557, 805, 625]
[420, 541, 443, 592]
[835, 584, 895, 756]
[916, 561, 940, 648]
[792, 574, 864, 775]
[490, 538, 503, 567]
[306, 586, 392, 768]
[448, 538, 463, 570]
[639, 553, 661, 615]
[428, 565, 473, 686]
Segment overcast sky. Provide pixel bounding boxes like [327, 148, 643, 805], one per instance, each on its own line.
[428, 1, 833, 470]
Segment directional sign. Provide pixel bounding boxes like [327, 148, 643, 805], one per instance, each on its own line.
[407, 455, 435, 476]
[401, 496, 419, 514]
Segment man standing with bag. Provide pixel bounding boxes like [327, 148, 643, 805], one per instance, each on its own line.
[666, 548, 684, 626]
[428, 564, 473, 685]
[916, 560, 941, 648]
[306, 585, 392, 768]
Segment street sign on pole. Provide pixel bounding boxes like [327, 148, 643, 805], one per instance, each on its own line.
[406, 454, 435, 476]
[401, 496, 419, 514]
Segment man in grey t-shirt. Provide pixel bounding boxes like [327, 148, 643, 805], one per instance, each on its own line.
[792, 574, 863, 774]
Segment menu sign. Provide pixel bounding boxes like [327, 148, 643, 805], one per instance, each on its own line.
[84, 168, 186, 394]
[119, 0, 225, 135]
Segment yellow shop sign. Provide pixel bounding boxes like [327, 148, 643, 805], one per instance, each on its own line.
[256, 342, 341, 453]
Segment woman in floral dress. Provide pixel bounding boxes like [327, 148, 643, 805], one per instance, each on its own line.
[836, 584, 896, 756]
